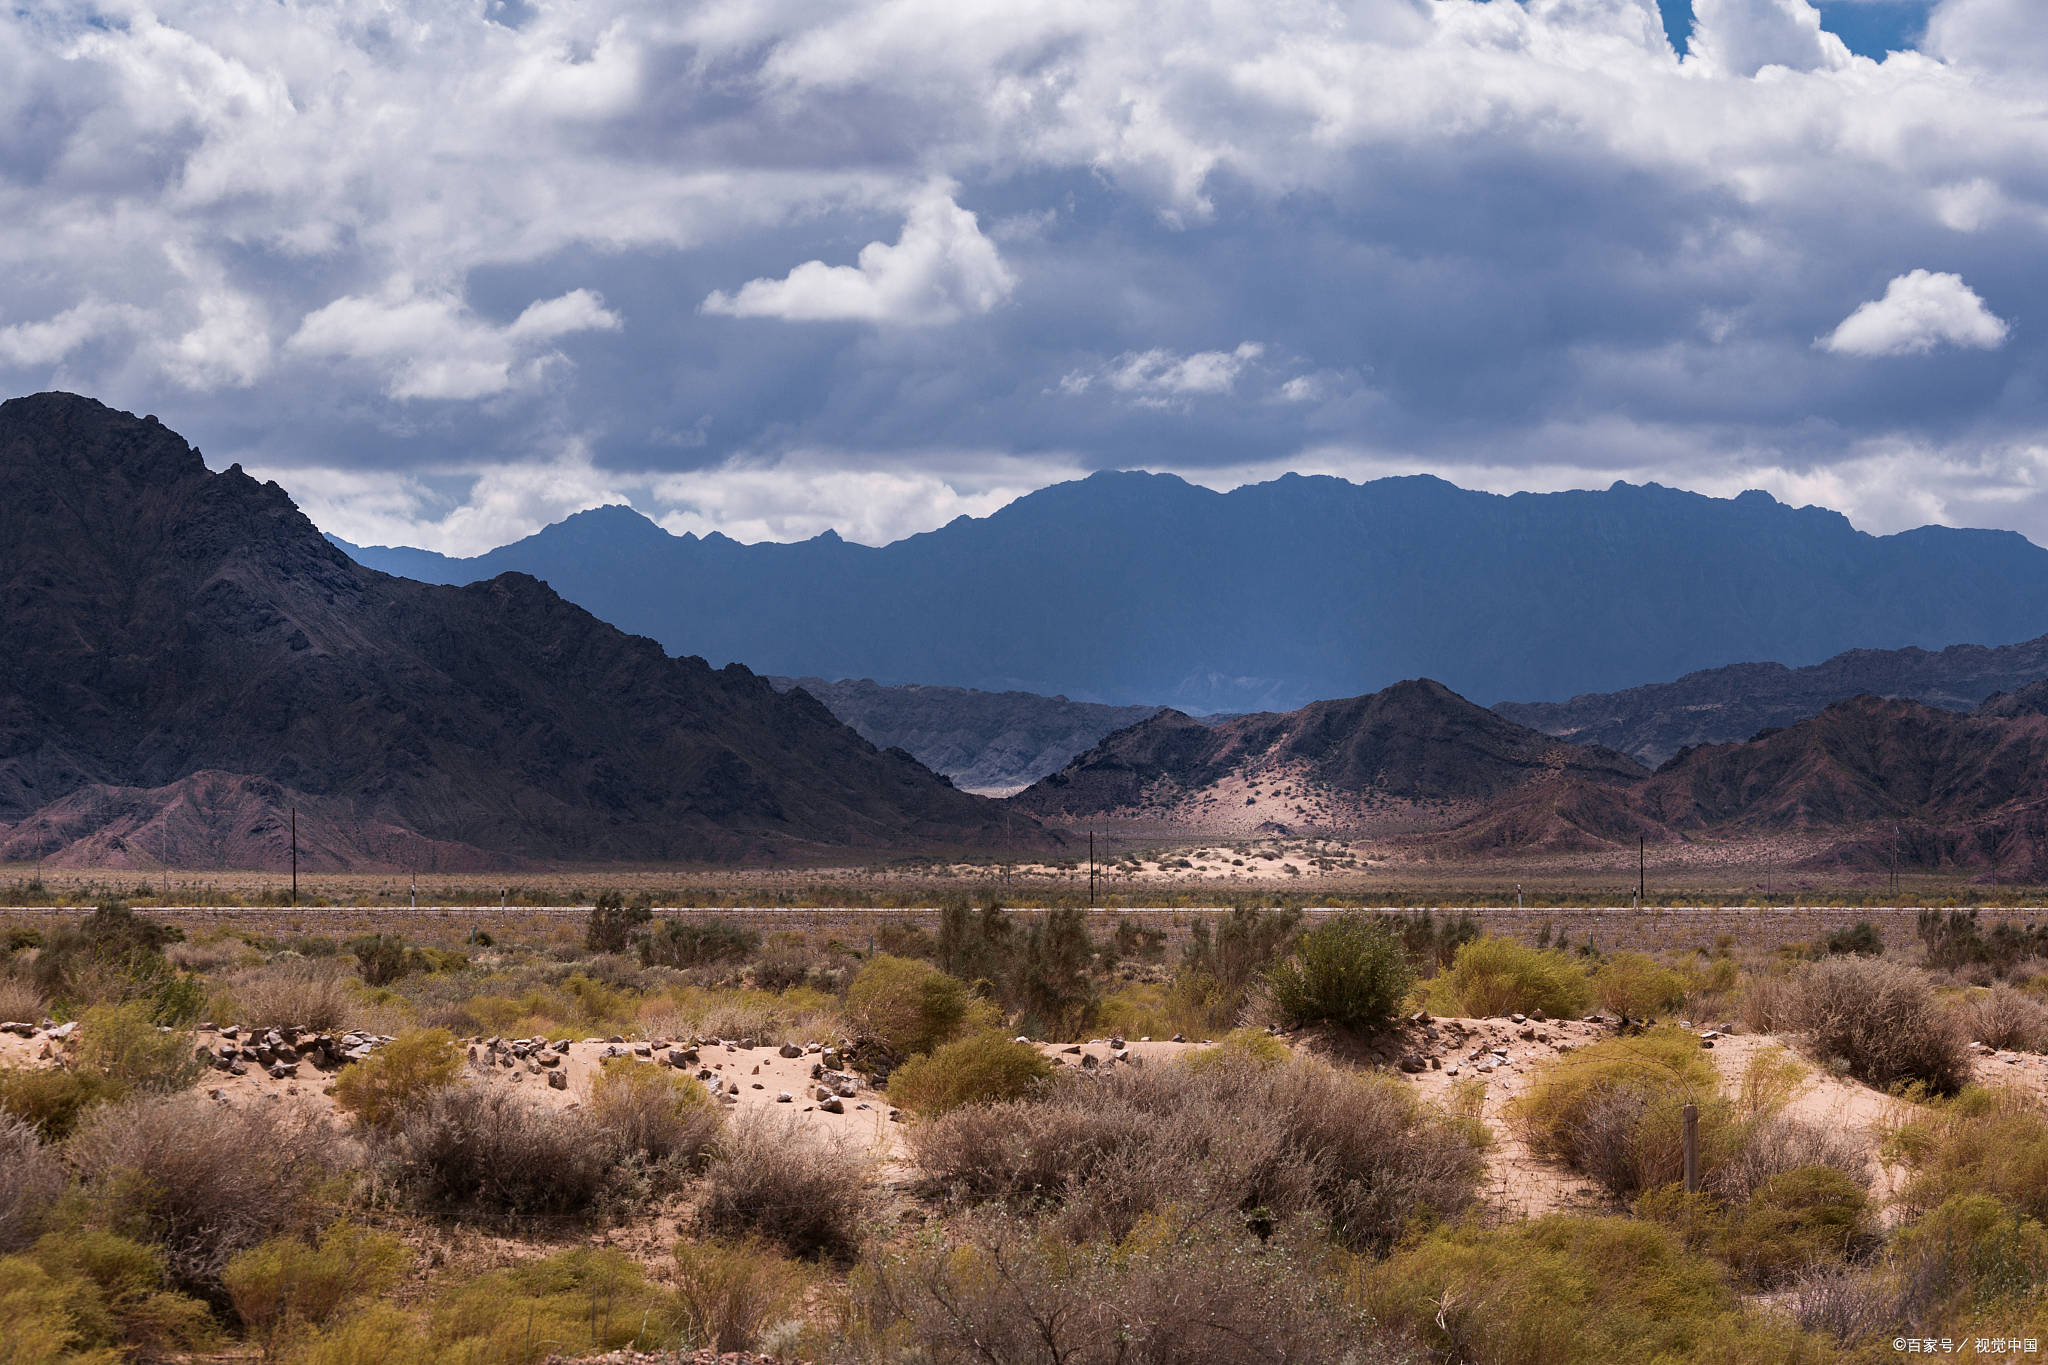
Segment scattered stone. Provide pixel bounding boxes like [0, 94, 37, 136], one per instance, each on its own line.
[819, 1096, 844, 1114]
[779, 1042, 804, 1058]
[547, 1070, 568, 1090]
[1530, 1008, 1547, 1022]
[776, 1091, 793, 1102]
[1398, 1054, 1425, 1074]
[1170, 1033, 1186, 1043]
[1509, 1014, 1526, 1025]
[269, 1061, 298, 1079]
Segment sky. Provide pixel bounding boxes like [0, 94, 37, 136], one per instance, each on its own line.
[5, 0, 2047, 555]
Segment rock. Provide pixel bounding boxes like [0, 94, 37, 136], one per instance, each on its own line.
[779, 1042, 804, 1058]
[888, 1108, 902, 1121]
[269, 1061, 298, 1079]
[547, 1069, 568, 1090]
[777, 1091, 793, 1102]
[552, 1039, 572, 1053]
[1062, 1045, 1082, 1054]
[631, 1043, 651, 1058]
[1081, 1053, 1100, 1071]
[1530, 1008, 1547, 1022]
[537, 1053, 560, 1068]
[1109, 1035, 1126, 1049]
[1170, 1034, 1186, 1043]
[1398, 1054, 1425, 1073]
[819, 1096, 844, 1114]
[1509, 1014, 1526, 1025]
[46, 1021, 77, 1041]
[1015, 1036, 1031, 1044]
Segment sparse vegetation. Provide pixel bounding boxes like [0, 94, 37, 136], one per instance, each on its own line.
[1791, 955, 1969, 1093]
[331, 1027, 464, 1128]
[1264, 913, 1412, 1030]
[698, 1111, 873, 1261]
[1429, 935, 1592, 1019]
[887, 1032, 1055, 1114]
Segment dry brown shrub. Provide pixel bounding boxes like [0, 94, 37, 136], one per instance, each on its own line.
[0, 973, 48, 1023]
[1964, 984, 2048, 1052]
[1737, 971, 1801, 1035]
[1791, 957, 1969, 1093]
[1711, 1112, 1870, 1204]
[908, 1053, 1483, 1255]
[698, 1110, 873, 1261]
[0, 1112, 64, 1251]
[671, 1237, 808, 1355]
[382, 1085, 618, 1217]
[70, 1092, 352, 1293]
[588, 1057, 723, 1175]
[1785, 1265, 1904, 1345]
[852, 1207, 1396, 1365]
[221, 960, 354, 1033]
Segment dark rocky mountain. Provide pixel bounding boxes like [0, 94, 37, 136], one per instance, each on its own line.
[1624, 694, 2048, 879]
[332, 472, 2048, 713]
[1010, 679, 1645, 834]
[765, 677, 1161, 794]
[1496, 635, 2048, 766]
[0, 393, 1048, 870]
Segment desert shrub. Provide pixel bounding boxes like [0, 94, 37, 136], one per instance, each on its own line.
[887, 1033, 1055, 1115]
[671, 1238, 808, 1355]
[73, 1001, 202, 1093]
[1887, 1087, 2048, 1224]
[1590, 952, 1689, 1018]
[1888, 1193, 2048, 1320]
[1358, 1214, 1814, 1365]
[219, 960, 353, 1032]
[1164, 906, 1304, 1035]
[844, 955, 984, 1061]
[1736, 969, 1801, 1034]
[1823, 921, 1884, 956]
[588, 1056, 723, 1173]
[0, 973, 47, 1023]
[1510, 1028, 1737, 1199]
[331, 1028, 463, 1128]
[698, 1111, 872, 1261]
[852, 1208, 1377, 1365]
[1181, 1026, 1291, 1072]
[382, 1086, 617, 1217]
[1385, 907, 1482, 971]
[1710, 1110, 1869, 1205]
[1716, 1166, 1873, 1287]
[1264, 914, 1412, 1030]
[32, 901, 200, 1022]
[3, 1229, 216, 1360]
[0, 1114, 64, 1253]
[586, 891, 653, 955]
[1428, 936, 1591, 1019]
[348, 934, 412, 987]
[639, 917, 760, 969]
[1014, 908, 1099, 1038]
[1919, 908, 2048, 976]
[0, 1063, 126, 1138]
[909, 1053, 1483, 1255]
[1791, 956, 1968, 1093]
[1964, 984, 2048, 1051]
[644, 984, 843, 1050]
[295, 1247, 681, 1365]
[70, 1092, 347, 1294]
[222, 1222, 410, 1348]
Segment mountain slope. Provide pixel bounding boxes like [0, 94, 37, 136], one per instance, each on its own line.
[332, 473, 2048, 712]
[766, 677, 1161, 794]
[1010, 679, 1645, 835]
[1496, 636, 2048, 765]
[0, 393, 1045, 870]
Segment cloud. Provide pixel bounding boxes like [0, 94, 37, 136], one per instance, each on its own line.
[288, 285, 621, 400]
[1819, 270, 2010, 357]
[702, 184, 1014, 326]
[0, 301, 140, 367]
[1061, 343, 1266, 406]
[1686, 0, 1853, 77]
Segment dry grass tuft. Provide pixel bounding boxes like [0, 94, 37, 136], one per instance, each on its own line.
[219, 960, 355, 1032]
[1791, 956, 1969, 1094]
[698, 1110, 874, 1261]
[0, 1112, 64, 1252]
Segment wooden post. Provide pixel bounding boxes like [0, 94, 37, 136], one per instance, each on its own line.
[1682, 1102, 1700, 1193]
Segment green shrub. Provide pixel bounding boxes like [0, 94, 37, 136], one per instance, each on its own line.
[1889, 1087, 2048, 1223]
[4, 1230, 215, 1361]
[888, 1033, 1054, 1115]
[222, 1222, 410, 1347]
[1823, 921, 1884, 956]
[1509, 1028, 1738, 1199]
[586, 891, 653, 956]
[1359, 1214, 1814, 1365]
[639, 918, 760, 969]
[844, 956, 984, 1060]
[1889, 1193, 2048, 1318]
[0, 1065, 127, 1139]
[1717, 1167, 1872, 1287]
[1265, 914, 1412, 1030]
[31, 902, 197, 1020]
[348, 934, 412, 987]
[671, 1238, 808, 1355]
[1590, 952, 1690, 1019]
[1428, 936, 1591, 1019]
[331, 1029, 463, 1129]
[73, 1002, 201, 1093]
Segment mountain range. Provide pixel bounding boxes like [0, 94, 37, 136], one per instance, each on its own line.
[0, 393, 1045, 871]
[765, 678, 1160, 795]
[333, 473, 2048, 713]
[1017, 678, 2048, 878]
[1497, 635, 2048, 766]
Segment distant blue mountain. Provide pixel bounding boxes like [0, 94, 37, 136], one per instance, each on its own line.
[328, 472, 2048, 712]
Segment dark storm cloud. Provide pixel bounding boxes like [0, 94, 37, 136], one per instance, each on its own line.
[1, 0, 2044, 551]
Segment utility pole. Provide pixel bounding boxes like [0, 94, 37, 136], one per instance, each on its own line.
[1638, 835, 1646, 908]
[289, 805, 298, 906]
[1089, 831, 1097, 907]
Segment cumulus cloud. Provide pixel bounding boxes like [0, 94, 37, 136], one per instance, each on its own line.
[1686, 0, 1853, 77]
[702, 184, 1014, 326]
[1819, 270, 2010, 357]
[1061, 343, 1266, 406]
[288, 286, 621, 400]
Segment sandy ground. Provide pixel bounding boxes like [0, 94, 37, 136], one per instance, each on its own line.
[6, 1015, 2044, 1221]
